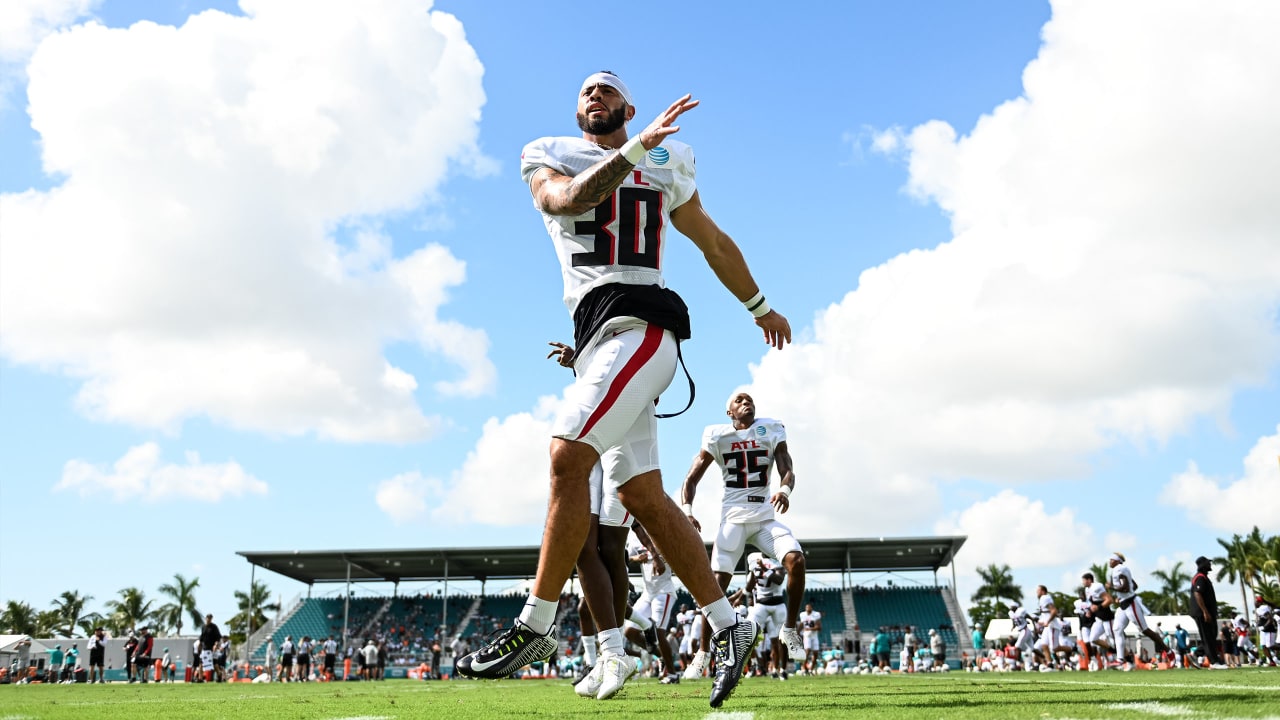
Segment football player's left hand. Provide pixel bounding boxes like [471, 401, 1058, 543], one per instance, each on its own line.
[771, 491, 790, 513]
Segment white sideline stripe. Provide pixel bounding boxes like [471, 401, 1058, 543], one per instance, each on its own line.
[702, 713, 755, 720]
[1002, 678, 1280, 692]
[1107, 702, 1195, 716]
[328, 716, 394, 720]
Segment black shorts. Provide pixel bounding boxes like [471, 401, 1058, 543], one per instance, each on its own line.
[297, 655, 310, 667]
[90, 649, 105, 667]
[214, 656, 226, 668]
[281, 653, 294, 667]
[324, 656, 336, 670]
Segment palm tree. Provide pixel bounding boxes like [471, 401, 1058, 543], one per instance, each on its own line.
[35, 609, 62, 636]
[77, 612, 105, 638]
[971, 564, 1023, 614]
[1216, 533, 1256, 616]
[1150, 561, 1190, 614]
[1089, 562, 1111, 586]
[51, 590, 94, 638]
[1, 600, 37, 635]
[230, 581, 279, 642]
[157, 574, 202, 637]
[105, 586, 154, 635]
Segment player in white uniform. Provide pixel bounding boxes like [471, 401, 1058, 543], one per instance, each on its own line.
[459, 71, 785, 712]
[676, 604, 700, 670]
[1234, 614, 1259, 664]
[798, 603, 823, 674]
[1073, 589, 1097, 669]
[1081, 572, 1122, 665]
[1255, 596, 1279, 666]
[1107, 553, 1170, 660]
[743, 553, 789, 678]
[681, 392, 807, 679]
[624, 528, 680, 683]
[1033, 586, 1063, 669]
[1008, 601, 1035, 671]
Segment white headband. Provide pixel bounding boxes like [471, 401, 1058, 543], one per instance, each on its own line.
[1111, 552, 1125, 563]
[579, 72, 634, 107]
[726, 389, 752, 412]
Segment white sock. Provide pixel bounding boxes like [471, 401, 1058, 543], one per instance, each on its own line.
[599, 628, 625, 656]
[629, 612, 652, 631]
[704, 598, 737, 633]
[518, 596, 557, 636]
[582, 636, 597, 666]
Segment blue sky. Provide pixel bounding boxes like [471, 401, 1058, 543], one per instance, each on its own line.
[2, 0, 1277, 632]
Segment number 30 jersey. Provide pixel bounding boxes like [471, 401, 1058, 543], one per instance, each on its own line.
[702, 418, 787, 524]
[519, 137, 697, 316]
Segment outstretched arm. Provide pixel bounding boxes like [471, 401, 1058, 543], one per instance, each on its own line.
[670, 191, 791, 349]
[681, 449, 716, 532]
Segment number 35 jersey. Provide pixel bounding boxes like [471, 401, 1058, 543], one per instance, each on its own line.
[702, 418, 787, 524]
[519, 137, 697, 316]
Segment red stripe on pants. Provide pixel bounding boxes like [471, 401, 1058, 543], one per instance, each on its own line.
[576, 324, 663, 441]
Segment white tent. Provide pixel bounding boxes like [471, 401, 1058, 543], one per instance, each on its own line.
[0, 635, 33, 671]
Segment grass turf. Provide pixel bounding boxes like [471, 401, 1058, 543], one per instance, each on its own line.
[1, 668, 1278, 720]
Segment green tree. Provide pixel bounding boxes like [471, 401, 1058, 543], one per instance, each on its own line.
[1215, 533, 1258, 617]
[1150, 561, 1190, 614]
[77, 612, 106, 637]
[51, 590, 94, 638]
[1, 600, 37, 635]
[967, 597, 1003, 638]
[156, 573, 202, 637]
[105, 587, 154, 635]
[1088, 562, 1110, 586]
[228, 581, 279, 646]
[971, 564, 1023, 612]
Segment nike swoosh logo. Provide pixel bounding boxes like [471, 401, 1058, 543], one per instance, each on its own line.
[612, 329, 630, 337]
[466, 655, 506, 673]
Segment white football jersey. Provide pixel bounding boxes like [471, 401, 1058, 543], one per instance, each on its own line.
[1038, 594, 1056, 618]
[1108, 564, 1137, 602]
[702, 418, 787, 523]
[800, 610, 822, 632]
[751, 563, 786, 603]
[1073, 598, 1090, 619]
[519, 137, 697, 316]
[1010, 606, 1030, 629]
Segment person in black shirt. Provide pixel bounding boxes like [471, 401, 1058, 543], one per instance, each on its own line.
[1189, 556, 1225, 668]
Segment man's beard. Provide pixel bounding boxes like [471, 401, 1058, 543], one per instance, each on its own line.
[576, 105, 627, 135]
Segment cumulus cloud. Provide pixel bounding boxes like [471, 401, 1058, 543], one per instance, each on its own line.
[375, 395, 561, 526]
[56, 442, 267, 502]
[0, 0, 494, 442]
[0, 0, 96, 66]
[743, 0, 1280, 532]
[935, 490, 1097, 571]
[1160, 424, 1280, 532]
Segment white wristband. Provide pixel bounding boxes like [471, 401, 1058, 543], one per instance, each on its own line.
[744, 291, 771, 318]
[778, 485, 792, 498]
[621, 137, 647, 165]
[682, 503, 694, 515]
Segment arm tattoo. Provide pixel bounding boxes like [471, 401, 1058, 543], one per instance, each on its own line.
[552, 151, 634, 215]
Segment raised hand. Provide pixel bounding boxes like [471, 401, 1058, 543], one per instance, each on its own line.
[638, 94, 700, 151]
[546, 341, 575, 368]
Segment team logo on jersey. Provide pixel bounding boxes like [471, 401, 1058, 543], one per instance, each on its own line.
[756, 425, 767, 437]
[648, 147, 670, 165]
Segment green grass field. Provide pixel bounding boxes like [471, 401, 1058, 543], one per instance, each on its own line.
[2, 669, 1278, 720]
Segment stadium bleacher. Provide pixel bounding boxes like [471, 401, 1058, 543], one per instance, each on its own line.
[851, 585, 958, 651]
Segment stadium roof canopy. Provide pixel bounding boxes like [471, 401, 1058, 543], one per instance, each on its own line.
[238, 536, 965, 587]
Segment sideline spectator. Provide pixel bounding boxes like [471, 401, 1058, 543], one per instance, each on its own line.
[88, 628, 106, 684]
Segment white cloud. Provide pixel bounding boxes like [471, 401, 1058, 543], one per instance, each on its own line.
[375, 395, 561, 526]
[0, 0, 96, 65]
[55, 442, 267, 502]
[0, 0, 494, 442]
[1159, 424, 1280, 532]
[743, 0, 1280, 532]
[935, 490, 1097, 571]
